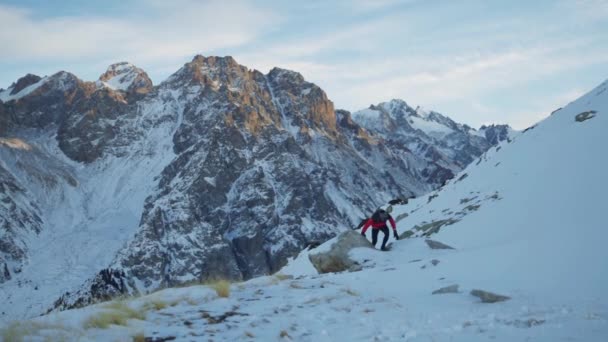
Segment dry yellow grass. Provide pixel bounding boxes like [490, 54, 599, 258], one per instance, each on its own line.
[208, 279, 231, 298]
[142, 298, 168, 311]
[84, 301, 145, 329]
[132, 332, 146, 342]
[274, 273, 293, 281]
[0, 321, 71, 342]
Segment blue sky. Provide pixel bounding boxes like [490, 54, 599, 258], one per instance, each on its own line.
[0, 0, 606, 129]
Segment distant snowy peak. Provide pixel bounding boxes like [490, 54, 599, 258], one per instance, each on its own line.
[353, 99, 514, 140]
[98, 62, 153, 94]
[353, 100, 458, 137]
[0, 71, 82, 103]
[0, 74, 46, 102]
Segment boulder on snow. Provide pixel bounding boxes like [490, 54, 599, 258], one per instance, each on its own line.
[432, 284, 459, 295]
[308, 230, 373, 274]
[425, 239, 455, 250]
[470, 289, 510, 303]
[575, 110, 596, 122]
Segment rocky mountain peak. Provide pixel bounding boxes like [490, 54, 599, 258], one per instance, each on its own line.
[479, 124, 515, 145]
[9, 74, 42, 95]
[98, 62, 153, 95]
[164, 55, 252, 93]
[267, 67, 306, 84]
[266, 67, 337, 137]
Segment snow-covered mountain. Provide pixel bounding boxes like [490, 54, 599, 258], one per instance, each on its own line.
[353, 100, 515, 188]
[0, 56, 507, 322]
[3, 78, 605, 341]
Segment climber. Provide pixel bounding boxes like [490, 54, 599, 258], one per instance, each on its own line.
[360, 205, 398, 251]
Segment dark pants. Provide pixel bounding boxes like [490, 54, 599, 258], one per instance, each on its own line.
[372, 226, 390, 249]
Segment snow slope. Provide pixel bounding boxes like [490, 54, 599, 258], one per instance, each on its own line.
[0, 85, 183, 323]
[3, 80, 606, 341]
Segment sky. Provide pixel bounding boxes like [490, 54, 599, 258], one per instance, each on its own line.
[0, 0, 606, 129]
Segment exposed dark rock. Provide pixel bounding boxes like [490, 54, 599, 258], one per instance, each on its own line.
[53, 268, 130, 311]
[57, 87, 131, 163]
[470, 289, 511, 303]
[308, 231, 373, 274]
[432, 284, 459, 294]
[523, 125, 536, 133]
[455, 173, 468, 183]
[425, 239, 455, 250]
[575, 110, 596, 122]
[6, 71, 93, 129]
[411, 219, 459, 237]
[0, 163, 43, 282]
[9, 74, 42, 96]
[1, 262, 10, 282]
[0, 103, 10, 135]
[480, 124, 512, 145]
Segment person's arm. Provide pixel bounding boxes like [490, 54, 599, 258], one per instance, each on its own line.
[388, 216, 396, 230]
[361, 219, 372, 235]
[389, 216, 399, 240]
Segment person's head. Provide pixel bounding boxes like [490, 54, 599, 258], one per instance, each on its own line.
[379, 205, 393, 214]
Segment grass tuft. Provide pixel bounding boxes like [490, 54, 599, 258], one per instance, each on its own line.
[1, 321, 70, 342]
[274, 273, 293, 281]
[208, 279, 231, 298]
[84, 301, 145, 329]
[142, 298, 168, 311]
[132, 332, 146, 342]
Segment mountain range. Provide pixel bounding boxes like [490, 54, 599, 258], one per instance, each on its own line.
[1, 69, 605, 342]
[0, 56, 511, 321]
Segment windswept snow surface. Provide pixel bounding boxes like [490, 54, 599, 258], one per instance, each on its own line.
[408, 114, 454, 136]
[3, 81, 607, 341]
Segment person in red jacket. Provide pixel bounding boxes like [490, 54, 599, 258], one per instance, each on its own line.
[360, 205, 399, 251]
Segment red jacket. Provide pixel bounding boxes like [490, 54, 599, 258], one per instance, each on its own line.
[361, 216, 396, 235]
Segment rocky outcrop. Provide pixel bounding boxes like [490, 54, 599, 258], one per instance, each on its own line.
[432, 284, 459, 294]
[57, 87, 131, 162]
[267, 67, 338, 139]
[425, 239, 455, 250]
[5, 71, 94, 128]
[470, 289, 511, 303]
[9, 74, 42, 95]
[480, 124, 513, 145]
[52, 269, 130, 311]
[0, 164, 43, 283]
[0, 104, 10, 136]
[575, 111, 596, 122]
[1, 262, 10, 282]
[308, 231, 373, 273]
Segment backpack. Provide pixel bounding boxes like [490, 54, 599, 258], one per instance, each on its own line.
[371, 209, 390, 224]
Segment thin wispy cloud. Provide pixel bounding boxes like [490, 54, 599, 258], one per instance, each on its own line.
[0, 1, 278, 62]
[0, 0, 605, 130]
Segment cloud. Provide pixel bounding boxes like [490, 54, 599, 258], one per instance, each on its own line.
[561, 0, 608, 22]
[0, 1, 278, 63]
